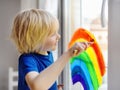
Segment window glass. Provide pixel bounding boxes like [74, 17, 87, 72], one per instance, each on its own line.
[70, 0, 108, 90]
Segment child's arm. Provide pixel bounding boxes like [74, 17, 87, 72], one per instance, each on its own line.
[25, 42, 93, 90]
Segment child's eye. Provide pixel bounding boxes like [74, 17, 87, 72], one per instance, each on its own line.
[51, 33, 55, 36]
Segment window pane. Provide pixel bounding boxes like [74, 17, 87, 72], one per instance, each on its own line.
[70, 0, 108, 90]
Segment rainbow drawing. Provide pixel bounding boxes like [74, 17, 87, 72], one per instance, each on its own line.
[68, 28, 106, 90]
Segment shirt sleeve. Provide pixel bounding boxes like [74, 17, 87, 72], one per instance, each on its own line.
[19, 55, 39, 76]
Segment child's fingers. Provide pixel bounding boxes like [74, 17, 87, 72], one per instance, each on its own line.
[73, 41, 94, 56]
[87, 41, 94, 46]
[84, 41, 94, 49]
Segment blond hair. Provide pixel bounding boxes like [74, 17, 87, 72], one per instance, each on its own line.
[11, 9, 59, 53]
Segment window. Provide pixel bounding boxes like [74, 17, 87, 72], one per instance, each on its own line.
[38, 0, 108, 90]
[70, 0, 108, 90]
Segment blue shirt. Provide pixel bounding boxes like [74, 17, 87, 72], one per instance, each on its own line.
[18, 52, 58, 90]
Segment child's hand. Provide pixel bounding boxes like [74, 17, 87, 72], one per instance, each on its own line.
[69, 41, 94, 57]
[57, 84, 64, 90]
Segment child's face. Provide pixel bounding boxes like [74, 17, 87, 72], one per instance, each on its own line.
[43, 31, 60, 51]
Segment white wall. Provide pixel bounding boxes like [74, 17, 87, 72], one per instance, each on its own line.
[108, 0, 120, 89]
[0, 0, 20, 90]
